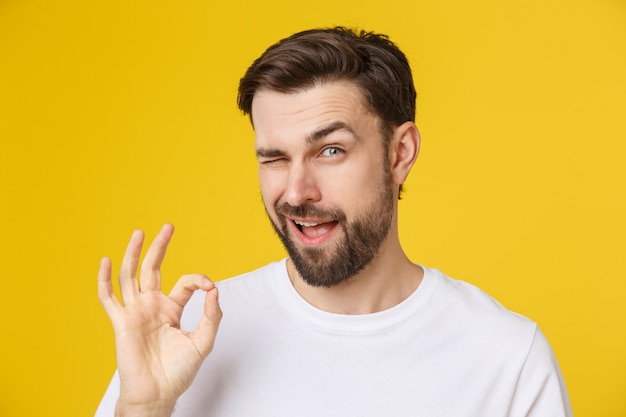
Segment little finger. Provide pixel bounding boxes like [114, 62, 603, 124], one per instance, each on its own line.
[97, 257, 121, 317]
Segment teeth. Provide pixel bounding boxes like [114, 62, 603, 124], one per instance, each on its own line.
[295, 220, 319, 227]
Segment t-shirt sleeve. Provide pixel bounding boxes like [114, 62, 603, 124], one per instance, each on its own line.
[509, 326, 573, 417]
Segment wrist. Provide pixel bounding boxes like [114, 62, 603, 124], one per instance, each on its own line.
[115, 398, 176, 417]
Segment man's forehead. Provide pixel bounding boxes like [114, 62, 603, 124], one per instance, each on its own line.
[251, 81, 371, 119]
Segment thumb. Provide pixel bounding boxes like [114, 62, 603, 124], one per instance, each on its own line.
[191, 287, 222, 357]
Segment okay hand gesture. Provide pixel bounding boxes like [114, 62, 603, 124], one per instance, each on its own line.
[98, 224, 222, 417]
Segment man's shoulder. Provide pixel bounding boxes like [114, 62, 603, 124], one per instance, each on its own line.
[425, 267, 538, 341]
[428, 267, 529, 314]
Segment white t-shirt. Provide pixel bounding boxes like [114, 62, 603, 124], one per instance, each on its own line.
[96, 260, 572, 417]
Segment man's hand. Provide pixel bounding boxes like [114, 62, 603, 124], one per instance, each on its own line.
[98, 224, 222, 417]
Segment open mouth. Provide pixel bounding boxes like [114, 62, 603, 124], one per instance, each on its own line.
[294, 220, 320, 232]
[291, 219, 339, 242]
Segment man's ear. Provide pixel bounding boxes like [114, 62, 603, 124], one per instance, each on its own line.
[389, 121, 420, 186]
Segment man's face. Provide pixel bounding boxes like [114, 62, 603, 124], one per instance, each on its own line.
[252, 81, 396, 288]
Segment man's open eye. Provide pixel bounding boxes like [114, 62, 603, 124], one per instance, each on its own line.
[321, 147, 343, 157]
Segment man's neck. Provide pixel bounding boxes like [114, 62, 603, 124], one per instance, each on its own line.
[286, 247, 423, 315]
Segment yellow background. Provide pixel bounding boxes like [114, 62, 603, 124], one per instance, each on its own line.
[1, 0, 624, 415]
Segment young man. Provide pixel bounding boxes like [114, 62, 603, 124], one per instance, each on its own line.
[96, 27, 572, 417]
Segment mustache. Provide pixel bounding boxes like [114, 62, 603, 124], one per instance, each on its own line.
[276, 202, 346, 222]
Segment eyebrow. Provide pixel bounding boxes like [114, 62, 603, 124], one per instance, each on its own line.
[256, 120, 358, 159]
[306, 121, 356, 145]
[256, 148, 284, 159]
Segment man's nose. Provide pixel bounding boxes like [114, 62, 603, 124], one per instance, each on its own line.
[283, 163, 321, 207]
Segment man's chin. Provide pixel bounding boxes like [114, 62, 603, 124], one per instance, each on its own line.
[289, 249, 363, 288]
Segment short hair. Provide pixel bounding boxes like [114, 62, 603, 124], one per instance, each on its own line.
[237, 27, 416, 137]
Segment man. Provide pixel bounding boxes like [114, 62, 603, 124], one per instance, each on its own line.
[96, 27, 572, 417]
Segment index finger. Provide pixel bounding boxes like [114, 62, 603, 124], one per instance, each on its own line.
[138, 223, 174, 292]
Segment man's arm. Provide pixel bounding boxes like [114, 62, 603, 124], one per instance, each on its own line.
[97, 224, 222, 417]
[509, 327, 573, 417]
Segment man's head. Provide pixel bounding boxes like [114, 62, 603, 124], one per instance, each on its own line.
[238, 27, 416, 140]
[238, 28, 419, 287]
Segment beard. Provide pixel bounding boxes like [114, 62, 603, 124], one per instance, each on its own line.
[266, 168, 394, 288]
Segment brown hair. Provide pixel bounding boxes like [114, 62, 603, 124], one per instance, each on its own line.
[237, 27, 416, 137]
